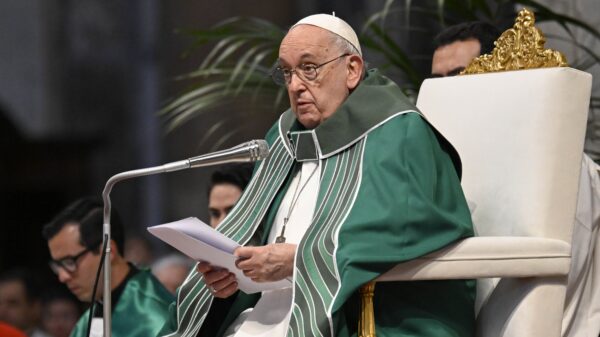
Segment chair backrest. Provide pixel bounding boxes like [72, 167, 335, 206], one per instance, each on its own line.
[416, 68, 592, 332]
[417, 67, 590, 242]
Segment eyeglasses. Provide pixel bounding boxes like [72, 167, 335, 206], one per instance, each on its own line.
[271, 53, 350, 86]
[49, 248, 93, 274]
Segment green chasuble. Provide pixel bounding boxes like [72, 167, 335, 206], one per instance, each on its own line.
[70, 269, 174, 337]
[159, 69, 475, 337]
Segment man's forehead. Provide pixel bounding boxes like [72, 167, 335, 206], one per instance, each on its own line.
[48, 223, 84, 256]
[279, 25, 334, 59]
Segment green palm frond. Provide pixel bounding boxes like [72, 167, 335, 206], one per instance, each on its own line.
[361, 22, 423, 89]
[162, 17, 286, 138]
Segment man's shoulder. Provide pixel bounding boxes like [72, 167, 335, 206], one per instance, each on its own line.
[123, 268, 175, 304]
[367, 110, 432, 141]
[366, 110, 462, 177]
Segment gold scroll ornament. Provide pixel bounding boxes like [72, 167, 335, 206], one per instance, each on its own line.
[358, 8, 568, 337]
[461, 8, 567, 75]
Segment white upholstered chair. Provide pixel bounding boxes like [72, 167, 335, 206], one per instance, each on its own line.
[374, 66, 592, 337]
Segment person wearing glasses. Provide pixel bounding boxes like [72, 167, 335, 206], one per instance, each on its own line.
[42, 197, 174, 337]
[159, 14, 474, 337]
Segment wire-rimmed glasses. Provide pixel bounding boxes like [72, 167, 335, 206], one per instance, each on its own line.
[271, 53, 350, 86]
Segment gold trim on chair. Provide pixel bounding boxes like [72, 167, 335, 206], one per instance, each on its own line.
[358, 281, 377, 337]
[461, 8, 568, 75]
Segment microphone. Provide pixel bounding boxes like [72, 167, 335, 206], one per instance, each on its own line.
[162, 139, 270, 172]
[188, 138, 269, 168]
[99, 139, 269, 337]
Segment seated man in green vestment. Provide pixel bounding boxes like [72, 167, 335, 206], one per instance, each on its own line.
[43, 197, 174, 337]
[159, 14, 475, 337]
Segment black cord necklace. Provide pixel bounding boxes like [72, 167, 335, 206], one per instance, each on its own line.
[275, 162, 319, 243]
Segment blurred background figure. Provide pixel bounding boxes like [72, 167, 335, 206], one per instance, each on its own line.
[41, 289, 81, 337]
[208, 163, 254, 228]
[124, 236, 155, 268]
[0, 269, 50, 337]
[431, 21, 501, 77]
[151, 254, 194, 295]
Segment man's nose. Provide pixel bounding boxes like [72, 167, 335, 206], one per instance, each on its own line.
[287, 72, 306, 92]
[57, 268, 72, 283]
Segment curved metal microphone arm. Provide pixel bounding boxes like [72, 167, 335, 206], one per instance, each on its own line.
[98, 139, 269, 337]
[101, 160, 189, 337]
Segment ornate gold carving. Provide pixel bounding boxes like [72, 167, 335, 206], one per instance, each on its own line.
[461, 8, 568, 75]
[358, 281, 376, 337]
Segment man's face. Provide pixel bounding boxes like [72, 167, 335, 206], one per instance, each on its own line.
[279, 25, 353, 129]
[0, 280, 39, 332]
[209, 183, 243, 227]
[431, 38, 481, 77]
[47, 224, 102, 302]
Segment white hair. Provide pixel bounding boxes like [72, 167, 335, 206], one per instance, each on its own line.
[330, 33, 360, 55]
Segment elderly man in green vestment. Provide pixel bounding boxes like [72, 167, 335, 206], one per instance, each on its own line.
[43, 197, 174, 337]
[159, 14, 475, 337]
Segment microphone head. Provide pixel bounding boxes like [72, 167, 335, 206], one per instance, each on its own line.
[250, 139, 270, 161]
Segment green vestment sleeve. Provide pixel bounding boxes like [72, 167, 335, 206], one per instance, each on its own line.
[333, 113, 475, 337]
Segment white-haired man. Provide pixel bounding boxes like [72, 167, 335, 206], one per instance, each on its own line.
[158, 14, 475, 337]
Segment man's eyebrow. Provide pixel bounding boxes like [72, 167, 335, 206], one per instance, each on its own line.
[298, 52, 317, 60]
[278, 52, 318, 66]
[430, 73, 443, 78]
[52, 253, 75, 261]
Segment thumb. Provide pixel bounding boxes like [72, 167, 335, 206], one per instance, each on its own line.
[234, 246, 255, 259]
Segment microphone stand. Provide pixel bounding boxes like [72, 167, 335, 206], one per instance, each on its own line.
[101, 160, 189, 337]
[99, 140, 268, 337]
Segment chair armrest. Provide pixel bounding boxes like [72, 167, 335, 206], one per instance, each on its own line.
[376, 237, 571, 282]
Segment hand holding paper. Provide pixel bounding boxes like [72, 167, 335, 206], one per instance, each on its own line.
[235, 244, 296, 282]
[197, 262, 239, 298]
[147, 217, 292, 294]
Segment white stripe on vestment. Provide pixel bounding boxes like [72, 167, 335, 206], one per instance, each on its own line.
[224, 160, 321, 337]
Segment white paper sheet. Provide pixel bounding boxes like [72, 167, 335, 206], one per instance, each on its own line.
[147, 217, 291, 294]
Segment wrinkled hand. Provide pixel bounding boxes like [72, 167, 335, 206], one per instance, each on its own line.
[234, 243, 296, 282]
[197, 262, 238, 299]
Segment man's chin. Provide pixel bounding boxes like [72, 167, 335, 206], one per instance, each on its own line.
[295, 112, 320, 129]
[72, 289, 90, 302]
[298, 118, 320, 129]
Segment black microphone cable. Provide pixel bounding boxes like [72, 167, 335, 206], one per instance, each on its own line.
[85, 234, 109, 337]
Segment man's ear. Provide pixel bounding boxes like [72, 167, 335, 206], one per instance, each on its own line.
[346, 54, 364, 90]
[109, 240, 119, 263]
